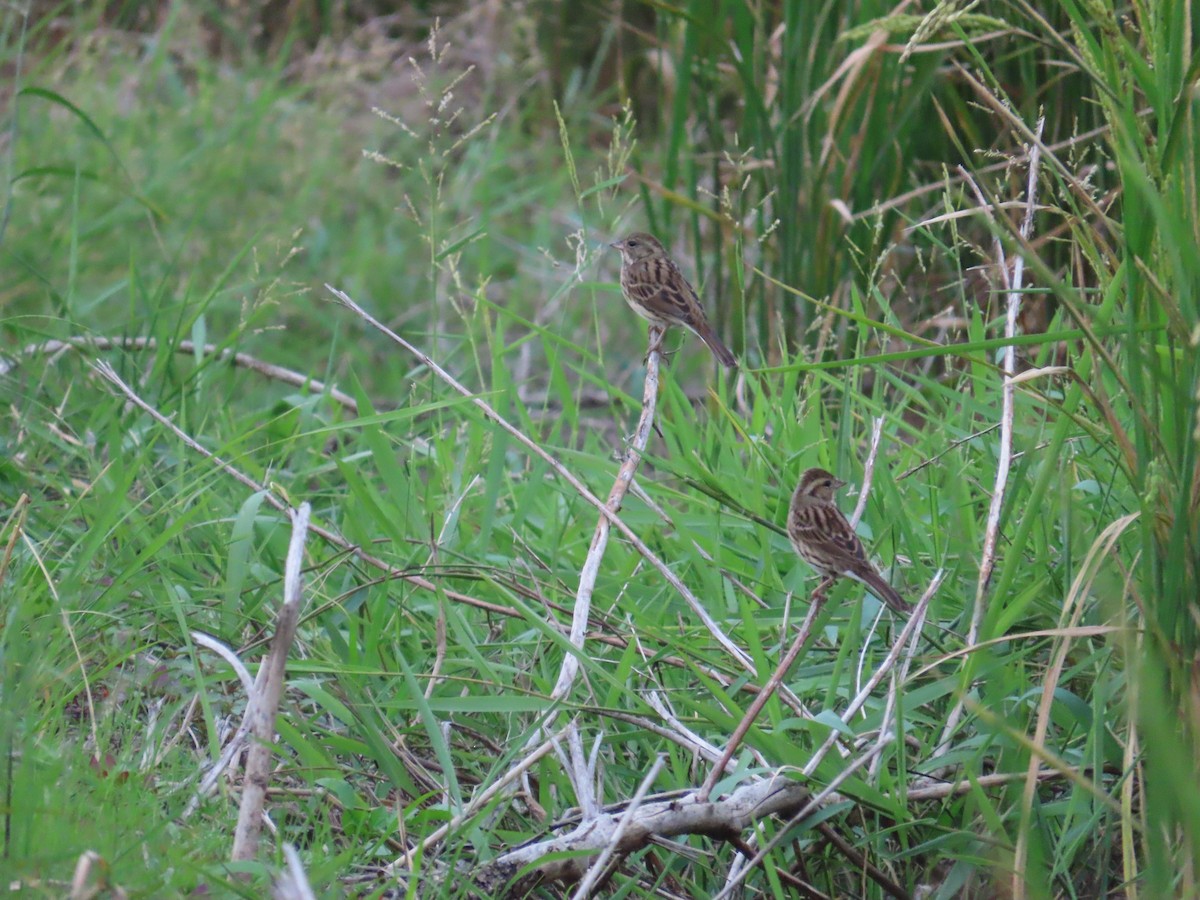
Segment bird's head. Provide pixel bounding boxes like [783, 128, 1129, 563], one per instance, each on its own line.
[794, 467, 846, 503]
[610, 232, 666, 263]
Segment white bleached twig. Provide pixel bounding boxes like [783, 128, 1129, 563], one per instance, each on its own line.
[327, 286, 753, 668]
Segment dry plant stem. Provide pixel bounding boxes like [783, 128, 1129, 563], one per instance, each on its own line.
[326, 286, 753, 667]
[475, 777, 814, 893]
[91, 360, 518, 620]
[191, 632, 255, 696]
[231, 502, 311, 862]
[390, 733, 561, 872]
[277, 844, 318, 900]
[936, 119, 1044, 763]
[556, 724, 600, 819]
[850, 417, 885, 527]
[1012, 511, 1139, 897]
[716, 735, 901, 900]
[70, 851, 107, 899]
[907, 767, 1065, 801]
[545, 322, 657, 821]
[571, 755, 666, 900]
[553, 325, 662, 699]
[971, 116, 1044, 641]
[698, 583, 831, 802]
[802, 573, 943, 780]
[5, 336, 358, 410]
[869, 608, 928, 780]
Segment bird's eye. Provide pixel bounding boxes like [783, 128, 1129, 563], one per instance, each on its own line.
[628, 239, 638, 246]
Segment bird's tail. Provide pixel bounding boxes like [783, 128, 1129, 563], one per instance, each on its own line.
[854, 568, 913, 614]
[692, 322, 737, 368]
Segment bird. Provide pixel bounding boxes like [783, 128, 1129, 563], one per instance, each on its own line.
[786, 467, 912, 614]
[609, 232, 737, 368]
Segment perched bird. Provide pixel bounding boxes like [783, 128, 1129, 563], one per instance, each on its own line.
[609, 232, 737, 368]
[786, 467, 912, 614]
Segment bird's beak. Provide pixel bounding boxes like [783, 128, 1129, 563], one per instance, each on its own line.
[833, 478, 847, 489]
[608, 241, 621, 249]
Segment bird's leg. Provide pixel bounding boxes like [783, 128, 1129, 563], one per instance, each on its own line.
[812, 575, 838, 601]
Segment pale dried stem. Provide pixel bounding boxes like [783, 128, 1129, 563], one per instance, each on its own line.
[849, 416, 886, 527]
[390, 733, 560, 872]
[935, 118, 1044, 764]
[191, 632, 255, 696]
[571, 756, 666, 900]
[91, 360, 532, 620]
[326, 286, 753, 666]
[231, 502, 311, 862]
[187, 633, 259, 815]
[973, 117, 1044, 636]
[869, 608, 928, 781]
[556, 723, 600, 819]
[7, 336, 358, 411]
[276, 844, 318, 900]
[552, 325, 663, 700]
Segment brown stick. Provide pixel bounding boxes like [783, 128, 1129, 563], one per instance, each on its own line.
[698, 581, 833, 802]
[231, 504, 311, 861]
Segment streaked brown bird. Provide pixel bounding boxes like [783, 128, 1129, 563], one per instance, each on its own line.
[786, 467, 912, 614]
[609, 232, 737, 368]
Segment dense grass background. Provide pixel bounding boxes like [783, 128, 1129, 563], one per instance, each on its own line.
[1, 1, 1197, 897]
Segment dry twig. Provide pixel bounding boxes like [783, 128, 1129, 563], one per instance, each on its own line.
[552, 324, 664, 699]
[326, 286, 752, 666]
[4, 336, 358, 410]
[231, 503, 311, 861]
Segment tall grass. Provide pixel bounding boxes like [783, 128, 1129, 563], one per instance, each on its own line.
[0, 1, 1196, 897]
[617, 0, 1197, 893]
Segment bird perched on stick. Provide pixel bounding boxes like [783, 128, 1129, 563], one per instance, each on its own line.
[787, 467, 912, 614]
[609, 232, 736, 368]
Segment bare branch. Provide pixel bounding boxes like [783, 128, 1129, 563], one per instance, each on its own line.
[232, 503, 311, 861]
[553, 324, 664, 700]
[473, 777, 814, 895]
[849, 416, 885, 527]
[90, 359, 524, 620]
[699, 584, 829, 802]
[327, 286, 754, 667]
[6, 336, 358, 410]
[571, 755, 666, 900]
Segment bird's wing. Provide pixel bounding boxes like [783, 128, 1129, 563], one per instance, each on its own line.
[790, 505, 870, 565]
[831, 517, 869, 565]
[628, 259, 703, 324]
